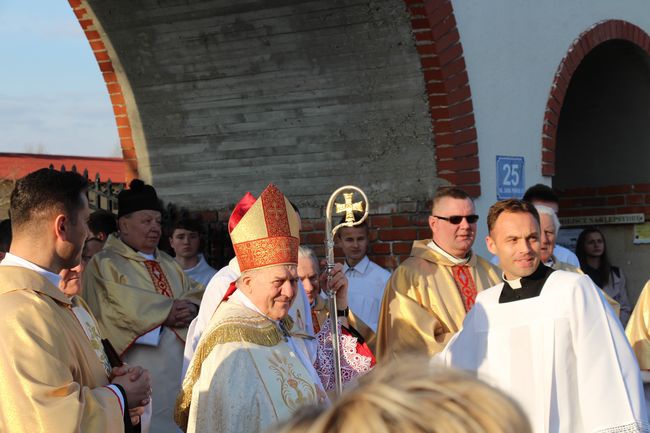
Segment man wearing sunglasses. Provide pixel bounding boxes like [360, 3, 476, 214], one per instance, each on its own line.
[376, 187, 500, 359]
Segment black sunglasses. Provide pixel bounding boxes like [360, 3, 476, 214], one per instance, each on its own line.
[434, 214, 479, 224]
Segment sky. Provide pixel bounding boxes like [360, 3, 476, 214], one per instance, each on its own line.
[0, 1, 119, 157]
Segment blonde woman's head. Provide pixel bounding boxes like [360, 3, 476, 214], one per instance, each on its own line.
[272, 356, 531, 433]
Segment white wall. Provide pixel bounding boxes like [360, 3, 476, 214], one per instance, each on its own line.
[450, 0, 650, 257]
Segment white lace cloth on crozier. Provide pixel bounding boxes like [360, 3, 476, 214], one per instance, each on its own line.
[313, 318, 373, 391]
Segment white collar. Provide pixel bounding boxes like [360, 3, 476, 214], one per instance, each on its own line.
[138, 251, 156, 260]
[502, 272, 523, 289]
[0, 252, 62, 288]
[344, 255, 370, 273]
[427, 240, 470, 265]
[229, 257, 241, 276]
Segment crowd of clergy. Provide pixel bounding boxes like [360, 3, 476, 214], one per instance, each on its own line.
[1, 167, 650, 433]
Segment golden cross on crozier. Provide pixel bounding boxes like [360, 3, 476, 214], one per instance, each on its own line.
[335, 193, 364, 224]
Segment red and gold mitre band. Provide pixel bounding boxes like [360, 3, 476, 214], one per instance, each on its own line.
[233, 237, 299, 272]
[230, 184, 300, 272]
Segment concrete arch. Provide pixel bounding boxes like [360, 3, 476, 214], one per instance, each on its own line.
[542, 19, 650, 177]
[67, 0, 144, 182]
[404, 0, 481, 197]
[70, 0, 480, 197]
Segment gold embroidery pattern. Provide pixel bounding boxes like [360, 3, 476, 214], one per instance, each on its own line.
[234, 237, 299, 272]
[268, 351, 317, 411]
[86, 320, 112, 375]
[261, 185, 291, 237]
[174, 312, 294, 431]
[143, 260, 174, 297]
[71, 305, 113, 376]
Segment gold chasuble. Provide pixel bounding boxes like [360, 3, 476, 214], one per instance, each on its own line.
[626, 280, 650, 370]
[0, 266, 123, 433]
[176, 301, 320, 433]
[82, 233, 204, 433]
[376, 240, 500, 359]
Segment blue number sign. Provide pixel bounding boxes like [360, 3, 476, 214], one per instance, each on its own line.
[496, 156, 525, 200]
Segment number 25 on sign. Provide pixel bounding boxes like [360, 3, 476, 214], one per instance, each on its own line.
[496, 156, 525, 200]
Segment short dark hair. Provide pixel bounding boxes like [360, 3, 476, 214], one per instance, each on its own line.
[10, 168, 88, 231]
[522, 184, 559, 204]
[88, 209, 117, 237]
[0, 219, 11, 252]
[172, 218, 203, 234]
[337, 210, 368, 230]
[487, 199, 540, 233]
[432, 187, 472, 211]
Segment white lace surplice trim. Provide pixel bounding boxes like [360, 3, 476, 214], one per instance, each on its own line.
[596, 421, 650, 433]
[313, 318, 373, 391]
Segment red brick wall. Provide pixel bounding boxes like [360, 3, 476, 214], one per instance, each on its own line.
[558, 183, 650, 218]
[178, 208, 431, 272]
[404, 0, 481, 197]
[299, 212, 430, 271]
[68, 0, 138, 182]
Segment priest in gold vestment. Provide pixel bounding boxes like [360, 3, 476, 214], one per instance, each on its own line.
[627, 280, 650, 370]
[376, 187, 500, 359]
[176, 184, 373, 433]
[0, 168, 151, 433]
[83, 179, 204, 433]
[627, 280, 650, 414]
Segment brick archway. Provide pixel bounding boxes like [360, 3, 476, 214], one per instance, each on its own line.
[542, 19, 650, 177]
[404, 0, 481, 197]
[67, 0, 139, 182]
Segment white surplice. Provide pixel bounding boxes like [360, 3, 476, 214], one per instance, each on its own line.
[183, 254, 218, 289]
[438, 270, 648, 433]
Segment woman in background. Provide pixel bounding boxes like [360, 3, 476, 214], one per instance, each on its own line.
[576, 226, 631, 326]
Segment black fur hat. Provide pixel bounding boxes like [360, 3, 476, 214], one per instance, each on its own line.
[117, 179, 162, 218]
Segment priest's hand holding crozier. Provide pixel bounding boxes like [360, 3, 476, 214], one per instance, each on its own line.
[320, 261, 349, 324]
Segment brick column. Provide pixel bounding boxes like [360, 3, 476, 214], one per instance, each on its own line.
[542, 20, 650, 176]
[404, 0, 481, 197]
[68, 0, 139, 182]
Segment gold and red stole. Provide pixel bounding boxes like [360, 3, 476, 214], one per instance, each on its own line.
[143, 260, 175, 298]
[451, 265, 478, 312]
